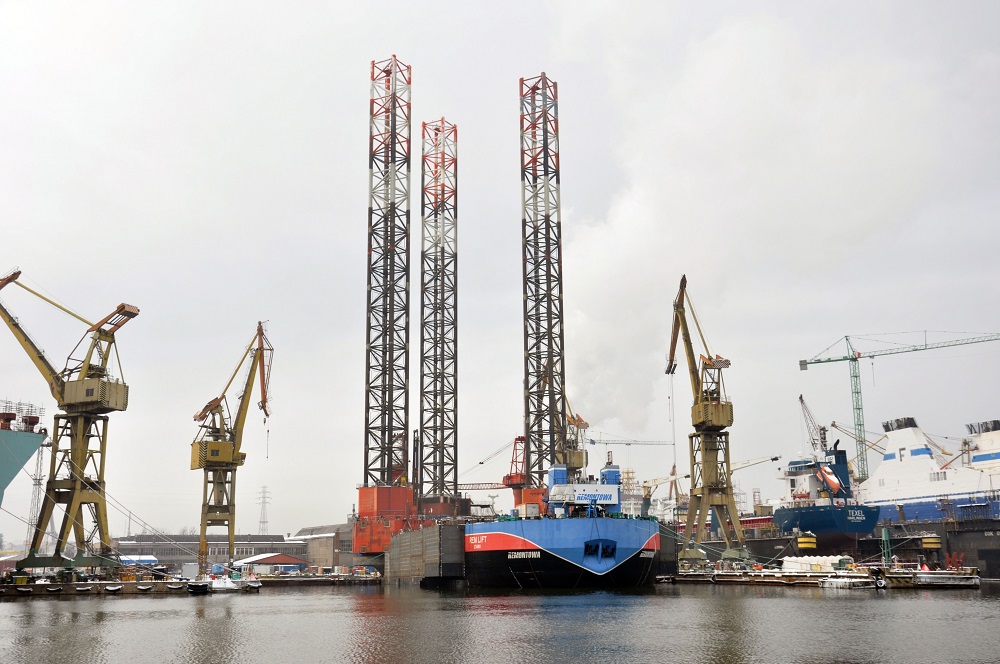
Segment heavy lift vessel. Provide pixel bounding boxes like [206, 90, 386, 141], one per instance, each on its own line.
[463, 406, 661, 588]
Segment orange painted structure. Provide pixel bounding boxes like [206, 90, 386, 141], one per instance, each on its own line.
[352, 485, 436, 555]
[357, 485, 416, 518]
[519, 487, 548, 515]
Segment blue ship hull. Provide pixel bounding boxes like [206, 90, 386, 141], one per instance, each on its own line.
[0, 428, 44, 508]
[772, 504, 880, 548]
[465, 517, 660, 588]
[869, 496, 1000, 523]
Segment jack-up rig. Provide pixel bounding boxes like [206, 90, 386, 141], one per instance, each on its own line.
[190, 322, 272, 574]
[457, 71, 579, 513]
[354, 55, 419, 561]
[414, 116, 462, 515]
[352, 63, 589, 566]
[519, 71, 585, 504]
[354, 55, 466, 563]
[666, 275, 751, 562]
[0, 270, 139, 569]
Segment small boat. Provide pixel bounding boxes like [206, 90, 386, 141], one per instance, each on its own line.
[105, 585, 124, 593]
[817, 576, 876, 590]
[870, 566, 981, 589]
[15, 586, 32, 594]
[136, 585, 153, 592]
[166, 583, 185, 590]
[75, 586, 93, 592]
[243, 579, 263, 592]
[44, 586, 62, 592]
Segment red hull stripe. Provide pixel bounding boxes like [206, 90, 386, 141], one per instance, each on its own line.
[466, 531, 660, 553]
[465, 532, 541, 552]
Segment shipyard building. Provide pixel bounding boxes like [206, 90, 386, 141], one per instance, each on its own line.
[115, 534, 307, 572]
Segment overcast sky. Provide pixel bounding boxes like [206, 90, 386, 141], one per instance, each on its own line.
[2, 2, 999, 544]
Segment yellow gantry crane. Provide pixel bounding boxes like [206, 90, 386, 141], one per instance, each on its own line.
[666, 275, 751, 562]
[0, 270, 138, 569]
[191, 322, 272, 575]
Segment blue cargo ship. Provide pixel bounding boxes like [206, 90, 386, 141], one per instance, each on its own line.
[772, 445, 879, 550]
[464, 461, 660, 588]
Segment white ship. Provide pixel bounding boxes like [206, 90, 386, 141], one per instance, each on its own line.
[856, 418, 1000, 522]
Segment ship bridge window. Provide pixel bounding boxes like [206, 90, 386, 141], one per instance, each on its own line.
[930, 471, 947, 482]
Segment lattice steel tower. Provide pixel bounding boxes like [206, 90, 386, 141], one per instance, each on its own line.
[417, 118, 459, 498]
[363, 55, 412, 487]
[257, 486, 270, 535]
[520, 73, 580, 488]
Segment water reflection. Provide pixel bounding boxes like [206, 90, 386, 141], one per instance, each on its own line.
[2, 583, 1000, 664]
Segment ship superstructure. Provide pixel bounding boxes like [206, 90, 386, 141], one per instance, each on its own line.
[771, 445, 879, 548]
[857, 418, 1000, 522]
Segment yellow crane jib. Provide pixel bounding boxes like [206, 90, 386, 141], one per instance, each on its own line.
[191, 322, 272, 574]
[0, 270, 139, 414]
[0, 269, 139, 568]
[665, 274, 749, 563]
[190, 322, 273, 470]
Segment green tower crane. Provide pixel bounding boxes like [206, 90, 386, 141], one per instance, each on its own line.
[800, 331, 1000, 481]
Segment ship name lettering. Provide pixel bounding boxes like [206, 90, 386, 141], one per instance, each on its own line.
[576, 493, 613, 501]
[468, 535, 488, 544]
[508, 551, 540, 559]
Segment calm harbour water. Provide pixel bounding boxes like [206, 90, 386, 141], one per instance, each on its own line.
[2, 582, 1000, 664]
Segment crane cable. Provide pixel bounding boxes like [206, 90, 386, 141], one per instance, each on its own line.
[4, 442, 206, 572]
[458, 438, 516, 478]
